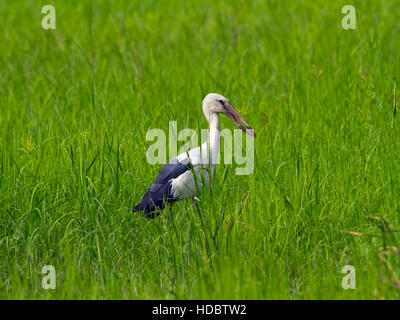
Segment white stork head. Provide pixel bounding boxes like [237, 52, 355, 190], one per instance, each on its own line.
[202, 93, 256, 137]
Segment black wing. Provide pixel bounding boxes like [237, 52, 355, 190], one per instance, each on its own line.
[133, 159, 193, 218]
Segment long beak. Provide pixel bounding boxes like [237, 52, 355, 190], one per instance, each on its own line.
[224, 104, 256, 137]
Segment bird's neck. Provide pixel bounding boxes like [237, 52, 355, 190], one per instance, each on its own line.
[208, 112, 220, 132]
[207, 113, 220, 167]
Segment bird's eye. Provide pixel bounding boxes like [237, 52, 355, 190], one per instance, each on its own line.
[218, 100, 225, 105]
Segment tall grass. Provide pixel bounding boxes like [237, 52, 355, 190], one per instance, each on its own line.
[0, 0, 400, 299]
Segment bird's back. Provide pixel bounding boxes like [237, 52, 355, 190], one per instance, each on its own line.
[133, 141, 217, 218]
[132, 159, 193, 218]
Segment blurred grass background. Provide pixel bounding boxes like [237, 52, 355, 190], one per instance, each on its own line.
[0, 0, 400, 299]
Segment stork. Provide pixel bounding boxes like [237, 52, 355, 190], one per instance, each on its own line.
[133, 93, 256, 218]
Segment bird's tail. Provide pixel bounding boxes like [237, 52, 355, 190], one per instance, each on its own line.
[132, 203, 159, 219]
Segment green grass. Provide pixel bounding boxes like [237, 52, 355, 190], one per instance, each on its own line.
[1, 0, 400, 299]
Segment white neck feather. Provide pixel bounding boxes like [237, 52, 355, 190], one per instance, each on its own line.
[206, 112, 220, 170]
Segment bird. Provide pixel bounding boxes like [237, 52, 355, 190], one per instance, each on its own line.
[132, 93, 256, 218]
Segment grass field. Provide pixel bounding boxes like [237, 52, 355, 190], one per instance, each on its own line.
[1, 0, 400, 299]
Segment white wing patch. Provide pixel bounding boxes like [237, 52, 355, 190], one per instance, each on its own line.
[170, 165, 212, 199]
[169, 140, 218, 200]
